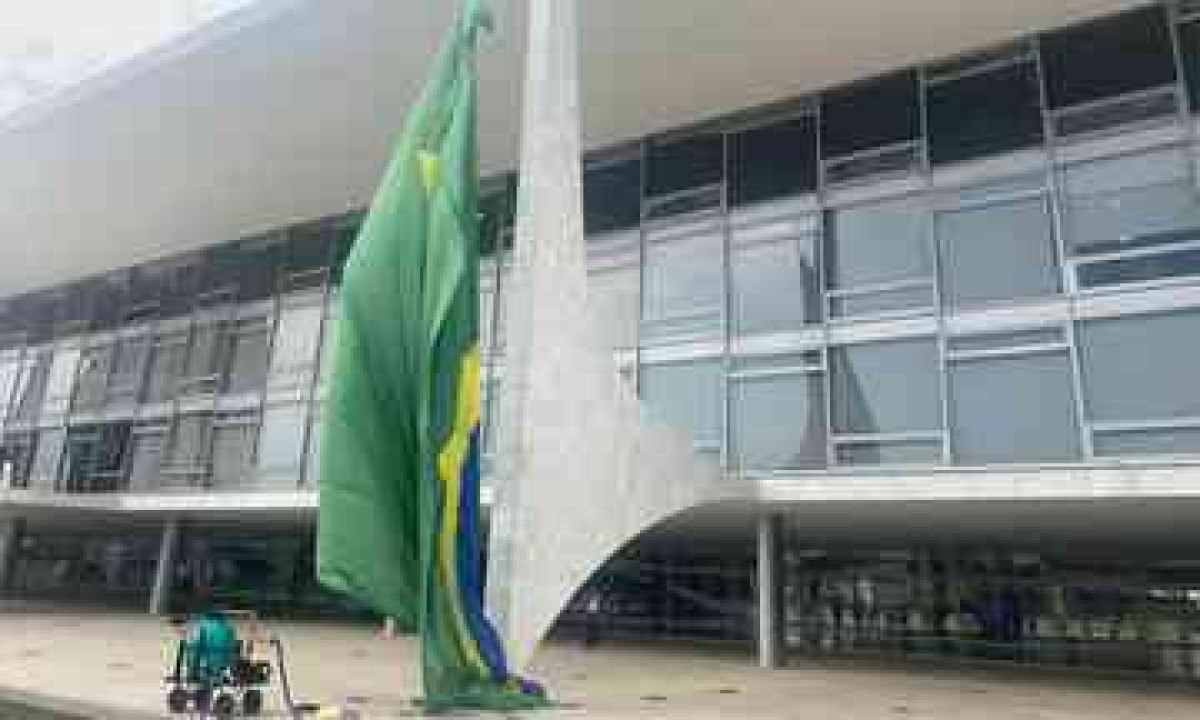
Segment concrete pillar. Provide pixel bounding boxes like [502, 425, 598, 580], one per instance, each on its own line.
[757, 513, 785, 669]
[149, 516, 180, 615]
[0, 516, 24, 591]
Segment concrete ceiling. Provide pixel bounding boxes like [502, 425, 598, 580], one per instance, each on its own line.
[0, 0, 1142, 297]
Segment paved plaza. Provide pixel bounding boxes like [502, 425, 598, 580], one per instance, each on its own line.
[0, 612, 1196, 718]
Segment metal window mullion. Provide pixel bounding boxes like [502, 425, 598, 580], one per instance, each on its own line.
[635, 138, 649, 398]
[1035, 32, 1094, 460]
[945, 341, 1071, 363]
[919, 62, 950, 465]
[720, 131, 733, 475]
[940, 186, 1047, 213]
[831, 430, 943, 445]
[825, 276, 933, 298]
[815, 97, 837, 470]
[1168, 2, 1194, 119]
[1071, 234, 1200, 266]
[1090, 416, 1200, 433]
[297, 271, 332, 489]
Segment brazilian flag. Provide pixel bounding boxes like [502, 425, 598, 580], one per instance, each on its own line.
[316, 0, 545, 710]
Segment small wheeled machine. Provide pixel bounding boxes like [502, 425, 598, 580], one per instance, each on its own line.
[164, 609, 273, 717]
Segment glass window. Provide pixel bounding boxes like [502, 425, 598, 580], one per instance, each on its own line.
[106, 335, 150, 406]
[1093, 426, 1200, 456]
[145, 332, 187, 404]
[11, 350, 50, 422]
[937, 190, 1059, 309]
[29, 428, 64, 492]
[1040, 5, 1176, 110]
[42, 347, 80, 417]
[821, 71, 920, 160]
[1180, 19, 1200, 113]
[731, 217, 821, 334]
[1077, 245, 1200, 288]
[640, 359, 723, 453]
[63, 424, 129, 493]
[127, 430, 164, 492]
[645, 133, 724, 198]
[256, 405, 307, 486]
[928, 59, 1042, 165]
[584, 157, 642, 235]
[72, 345, 112, 411]
[641, 224, 724, 337]
[162, 415, 211, 489]
[730, 363, 826, 471]
[0, 352, 22, 420]
[835, 440, 941, 465]
[950, 350, 1080, 464]
[269, 297, 323, 386]
[0, 432, 36, 489]
[225, 319, 270, 395]
[825, 197, 932, 317]
[1063, 147, 1200, 258]
[212, 421, 256, 490]
[1078, 311, 1200, 424]
[181, 321, 225, 395]
[729, 116, 817, 207]
[831, 338, 941, 435]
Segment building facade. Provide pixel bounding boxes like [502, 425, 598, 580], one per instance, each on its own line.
[3, 1, 1200, 676]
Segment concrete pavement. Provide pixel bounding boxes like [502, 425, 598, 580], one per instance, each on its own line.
[0, 612, 1196, 718]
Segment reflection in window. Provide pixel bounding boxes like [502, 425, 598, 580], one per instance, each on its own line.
[145, 332, 187, 404]
[225, 318, 270, 395]
[835, 440, 940, 465]
[949, 349, 1079, 463]
[212, 420, 257, 490]
[162, 415, 212, 489]
[927, 51, 1042, 165]
[825, 197, 932, 318]
[11, 350, 50, 423]
[646, 134, 724, 198]
[128, 429, 165, 492]
[106, 335, 150, 406]
[730, 357, 826, 472]
[0, 353, 22, 421]
[42, 347, 80, 418]
[831, 338, 941, 435]
[731, 215, 821, 334]
[729, 116, 817, 207]
[63, 424, 130, 493]
[1078, 310, 1200, 455]
[641, 224, 724, 339]
[0, 432, 35, 489]
[181, 321, 225, 396]
[1063, 147, 1200, 259]
[640, 359, 723, 453]
[256, 405, 307, 486]
[73, 345, 112, 411]
[1040, 5, 1176, 110]
[269, 297, 323, 387]
[29, 429, 64, 492]
[584, 157, 642, 235]
[937, 187, 1059, 309]
[821, 71, 920, 160]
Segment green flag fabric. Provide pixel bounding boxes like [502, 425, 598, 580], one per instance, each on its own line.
[316, 0, 545, 710]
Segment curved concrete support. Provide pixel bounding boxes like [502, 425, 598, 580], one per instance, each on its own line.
[486, 0, 723, 671]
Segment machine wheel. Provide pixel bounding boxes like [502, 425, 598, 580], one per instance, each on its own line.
[213, 692, 237, 719]
[193, 687, 212, 713]
[242, 688, 264, 716]
[166, 687, 189, 714]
